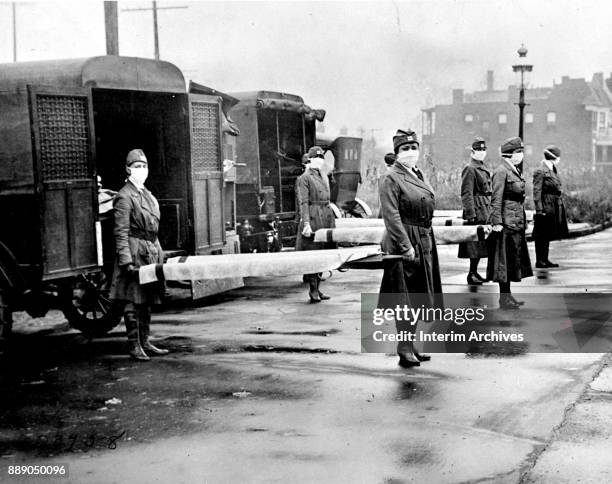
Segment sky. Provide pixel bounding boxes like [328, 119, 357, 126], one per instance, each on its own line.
[1, 0, 611, 146]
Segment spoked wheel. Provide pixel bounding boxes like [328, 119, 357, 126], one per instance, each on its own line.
[61, 272, 124, 337]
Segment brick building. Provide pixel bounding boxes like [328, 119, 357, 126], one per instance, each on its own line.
[421, 71, 612, 172]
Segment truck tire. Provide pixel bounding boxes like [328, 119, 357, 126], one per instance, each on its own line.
[60, 272, 124, 337]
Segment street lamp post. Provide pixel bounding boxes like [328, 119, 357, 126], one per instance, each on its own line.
[512, 44, 533, 141]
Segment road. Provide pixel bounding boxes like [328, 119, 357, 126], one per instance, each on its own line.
[1, 229, 611, 483]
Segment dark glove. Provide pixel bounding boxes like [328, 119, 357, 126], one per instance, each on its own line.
[466, 218, 478, 225]
[122, 263, 139, 277]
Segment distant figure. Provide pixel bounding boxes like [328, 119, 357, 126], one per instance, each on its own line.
[487, 137, 533, 310]
[109, 149, 168, 361]
[295, 146, 336, 303]
[459, 137, 491, 285]
[532, 145, 568, 268]
[379, 129, 442, 368]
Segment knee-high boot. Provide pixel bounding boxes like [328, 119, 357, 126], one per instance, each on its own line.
[307, 274, 321, 303]
[138, 307, 168, 356]
[316, 273, 330, 300]
[125, 308, 149, 361]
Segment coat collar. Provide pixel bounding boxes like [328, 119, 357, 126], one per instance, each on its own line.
[125, 180, 159, 219]
[390, 163, 434, 195]
[470, 158, 491, 174]
[502, 158, 524, 180]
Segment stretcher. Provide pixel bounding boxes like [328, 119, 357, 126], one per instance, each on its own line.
[314, 225, 491, 245]
[334, 217, 468, 228]
[139, 245, 381, 284]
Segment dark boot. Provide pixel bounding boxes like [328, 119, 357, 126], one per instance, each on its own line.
[499, 294, 521, 310]
[544, 243, 558, 267]
[316, 274, 330, 300]
[509, 294, 525, 306]
[125, 310, 149, 361]
[535, 240, 548, 267]
[308, 274, 321, 303]
[139, 308, 168, 356]
[397, 341, 420, 368]
[414, 350, 431, 362]
[467, 272, 483, 285]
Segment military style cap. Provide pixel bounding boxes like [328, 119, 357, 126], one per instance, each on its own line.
[544, 145, 561, 158]
[384, 153, 396, 166]
[471, 137, 487, 150]
[126, 148, 147, 166]
[307, 146, 325, 158]
[393, 129, 419, 153]
[500, 137, 524, 154]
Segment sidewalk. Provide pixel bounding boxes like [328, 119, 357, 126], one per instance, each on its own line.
[521, 356, 612, 483]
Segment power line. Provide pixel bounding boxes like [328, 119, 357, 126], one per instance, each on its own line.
[122, 1, 188, 60]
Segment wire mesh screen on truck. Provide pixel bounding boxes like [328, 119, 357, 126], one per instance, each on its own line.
[191, 102, 221, 172]
[37, 95, 92, 181]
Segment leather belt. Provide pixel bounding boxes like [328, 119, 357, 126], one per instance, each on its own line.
[505, 193, 525, 203]
[129, 230, 157, 242]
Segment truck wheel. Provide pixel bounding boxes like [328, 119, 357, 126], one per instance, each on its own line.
[60, 272, 124, 337]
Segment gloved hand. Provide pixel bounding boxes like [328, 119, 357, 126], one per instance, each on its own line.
[492, 224, 503, 232]
[302, 223, 313, 237]
[467, 218, 477, 225]
[401, 247, 416, 262]
[123, 263, 139, 277]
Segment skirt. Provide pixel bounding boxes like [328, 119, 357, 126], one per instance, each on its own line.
[486, 229, 533, 283]
[458, 240, 488, 259]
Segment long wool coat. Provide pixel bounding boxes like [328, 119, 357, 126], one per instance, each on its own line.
[486, 160, 533, 283]
[458, 158, 492, 259]
[295, 168, 336, 251]
[109, 181, 165, 305]
[532, 161, 569, 240]
[379, 163, 443, 306]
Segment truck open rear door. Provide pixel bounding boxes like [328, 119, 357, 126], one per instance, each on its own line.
[187, 93, 225, 254]
[28, 87, 99, 280]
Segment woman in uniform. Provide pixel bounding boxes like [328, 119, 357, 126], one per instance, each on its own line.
[487, 137, 533, 309]
[459, 137, 492, 285]
[532, 145, 568, 268]
[295, 146, 336, 303]
[379, 129, 442, 368]
[110, 149, 168, 361]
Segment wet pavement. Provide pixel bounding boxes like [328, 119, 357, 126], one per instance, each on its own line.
[1, 229, 611, 483]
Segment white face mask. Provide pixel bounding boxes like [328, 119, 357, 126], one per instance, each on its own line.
[396, 150, 419, 168]
[128, 166, 149, 186]
[510, 152, 524, 165]
[472, 150, 487, 162]
[309, 158, 324, 171]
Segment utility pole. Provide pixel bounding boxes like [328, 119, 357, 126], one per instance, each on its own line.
[12, 2, 17, 61]
[104, 1, 119, 55]
[122, 1, 187, 60]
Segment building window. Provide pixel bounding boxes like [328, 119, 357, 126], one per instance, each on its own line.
[525, 145, 533, 156]
[422, 111, 435, 136]
[464, 113, 473, 123]
[498, 113, 507, 125]
[525, 113, 534, 124]
[547, 112, 556, 125]
[599, 111, 607, 130]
